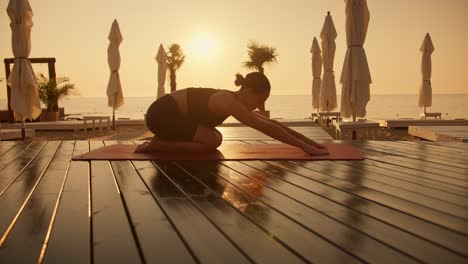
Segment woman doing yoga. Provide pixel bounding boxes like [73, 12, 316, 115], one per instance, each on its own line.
[136, 72, 329, 155]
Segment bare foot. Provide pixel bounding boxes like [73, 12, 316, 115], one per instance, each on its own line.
[135, 142, 150, 153]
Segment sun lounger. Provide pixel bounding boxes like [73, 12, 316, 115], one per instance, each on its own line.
[420, 112, 442, 119]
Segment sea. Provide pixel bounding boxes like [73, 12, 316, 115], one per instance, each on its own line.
[1, 94, 467, 122]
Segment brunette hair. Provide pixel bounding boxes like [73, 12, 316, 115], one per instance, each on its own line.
[234, 72, 271, 94]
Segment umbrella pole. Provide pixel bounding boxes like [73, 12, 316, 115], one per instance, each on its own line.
[112, 107, 116, 130]
[326, 101, 330, 127]
[21, 116, 26, 141]
[351, 104, 357, 140]
[317, 108, 320, 125]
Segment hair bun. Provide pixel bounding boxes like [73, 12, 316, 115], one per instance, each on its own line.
[234, 73, 245, 86]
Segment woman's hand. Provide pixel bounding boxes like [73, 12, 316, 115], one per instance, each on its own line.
[309, 141, 326, 149]
[302, 144, 329, 156]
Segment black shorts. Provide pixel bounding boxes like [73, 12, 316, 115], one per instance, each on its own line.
[145, 95, 197, 141]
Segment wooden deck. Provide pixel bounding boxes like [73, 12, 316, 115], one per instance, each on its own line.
[4, 120, 110, 131]
[409, 126, 468, 142]
[0, 140, 467, 263]
[0, 129, 35, 140]
[379, 119, 468, 128]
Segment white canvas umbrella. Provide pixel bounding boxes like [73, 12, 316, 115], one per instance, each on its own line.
[340, 0, 372, 120]
[311, 37, 322, 111]
[418, 33, 434, 114]
[319, 12, 338, 113]
[155, 44, 167, 99]
[7, 0, 41, 140]
[106, 19, 124, 130]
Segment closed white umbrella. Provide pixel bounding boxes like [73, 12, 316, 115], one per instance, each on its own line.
[311, 37, 322, 111]
[106, 19, 124, 130]
[155, 44, 167, 99]
[7, 0, 41, 140]
[319, 12, 338, 112]
[340, 0, 372, 120]
[418, 33, 434, 114]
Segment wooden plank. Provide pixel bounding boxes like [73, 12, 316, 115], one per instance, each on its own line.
[132, 160, 252, 264]
[0, 141, 74, 263]
[41, 141, 91, 264]
[161, 161, 306, 264]
[379, 119, 468, 128]
[0, 141, 46, 191]
[305, 157, 468, 205]
[288, 159, 468, 211]
[376, 140, 468, 160]
[356, 142, 468, 177]
[222, 161, 467, 263]
[0, 141, 61, 246]
[401, 141, 468, 152]
[367, 141, 468, 164]
[292, 153, 468, 219]
[265, 160, 468, 236]
[0, 141, 18, 156]
[373, 141, 468, 166]
[396, 141, 468, 155]
[178, 161, 364, 263]
[209, 162, 417, 263]
[0, 141, 34, 167]
[357, 153, 468, 190]
[353, 143, 468, 182]
[332, 159, 468, 199]
[5, 120, 107, 131]
[340, 154, 468, 193]
[89, 141, 142, 264]
[409, 126, 468, 142]
[105, 142, 195, 264]
[437, 142, 468, 150]
[240, 160, 468, 257]
[361, 141, 468, 170]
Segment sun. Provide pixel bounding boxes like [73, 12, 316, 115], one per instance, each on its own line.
[189, 32, 218, 59]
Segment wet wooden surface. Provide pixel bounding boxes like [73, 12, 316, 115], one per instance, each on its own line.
[409, 126, 468, 142]
[0, 140, 467, 263]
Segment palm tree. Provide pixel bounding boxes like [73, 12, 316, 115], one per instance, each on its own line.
[166, 44, 185, 92]
[244, 41, 278, 111]
[244, 40, 278, 74]
[37, 73, 77, 112]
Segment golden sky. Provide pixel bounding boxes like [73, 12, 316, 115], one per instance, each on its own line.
[1, 0, 467, 98]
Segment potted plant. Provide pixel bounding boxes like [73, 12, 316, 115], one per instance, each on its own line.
[37, 73, 77, 121]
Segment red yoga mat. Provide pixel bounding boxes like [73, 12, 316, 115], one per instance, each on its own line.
[72, 143, 364, 161]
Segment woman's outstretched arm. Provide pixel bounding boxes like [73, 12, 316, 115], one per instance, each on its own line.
[254, 113, 326, 149]
[222, 96, 328, 155]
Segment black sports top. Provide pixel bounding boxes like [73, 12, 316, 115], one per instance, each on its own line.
[186, 87, 231, 128]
